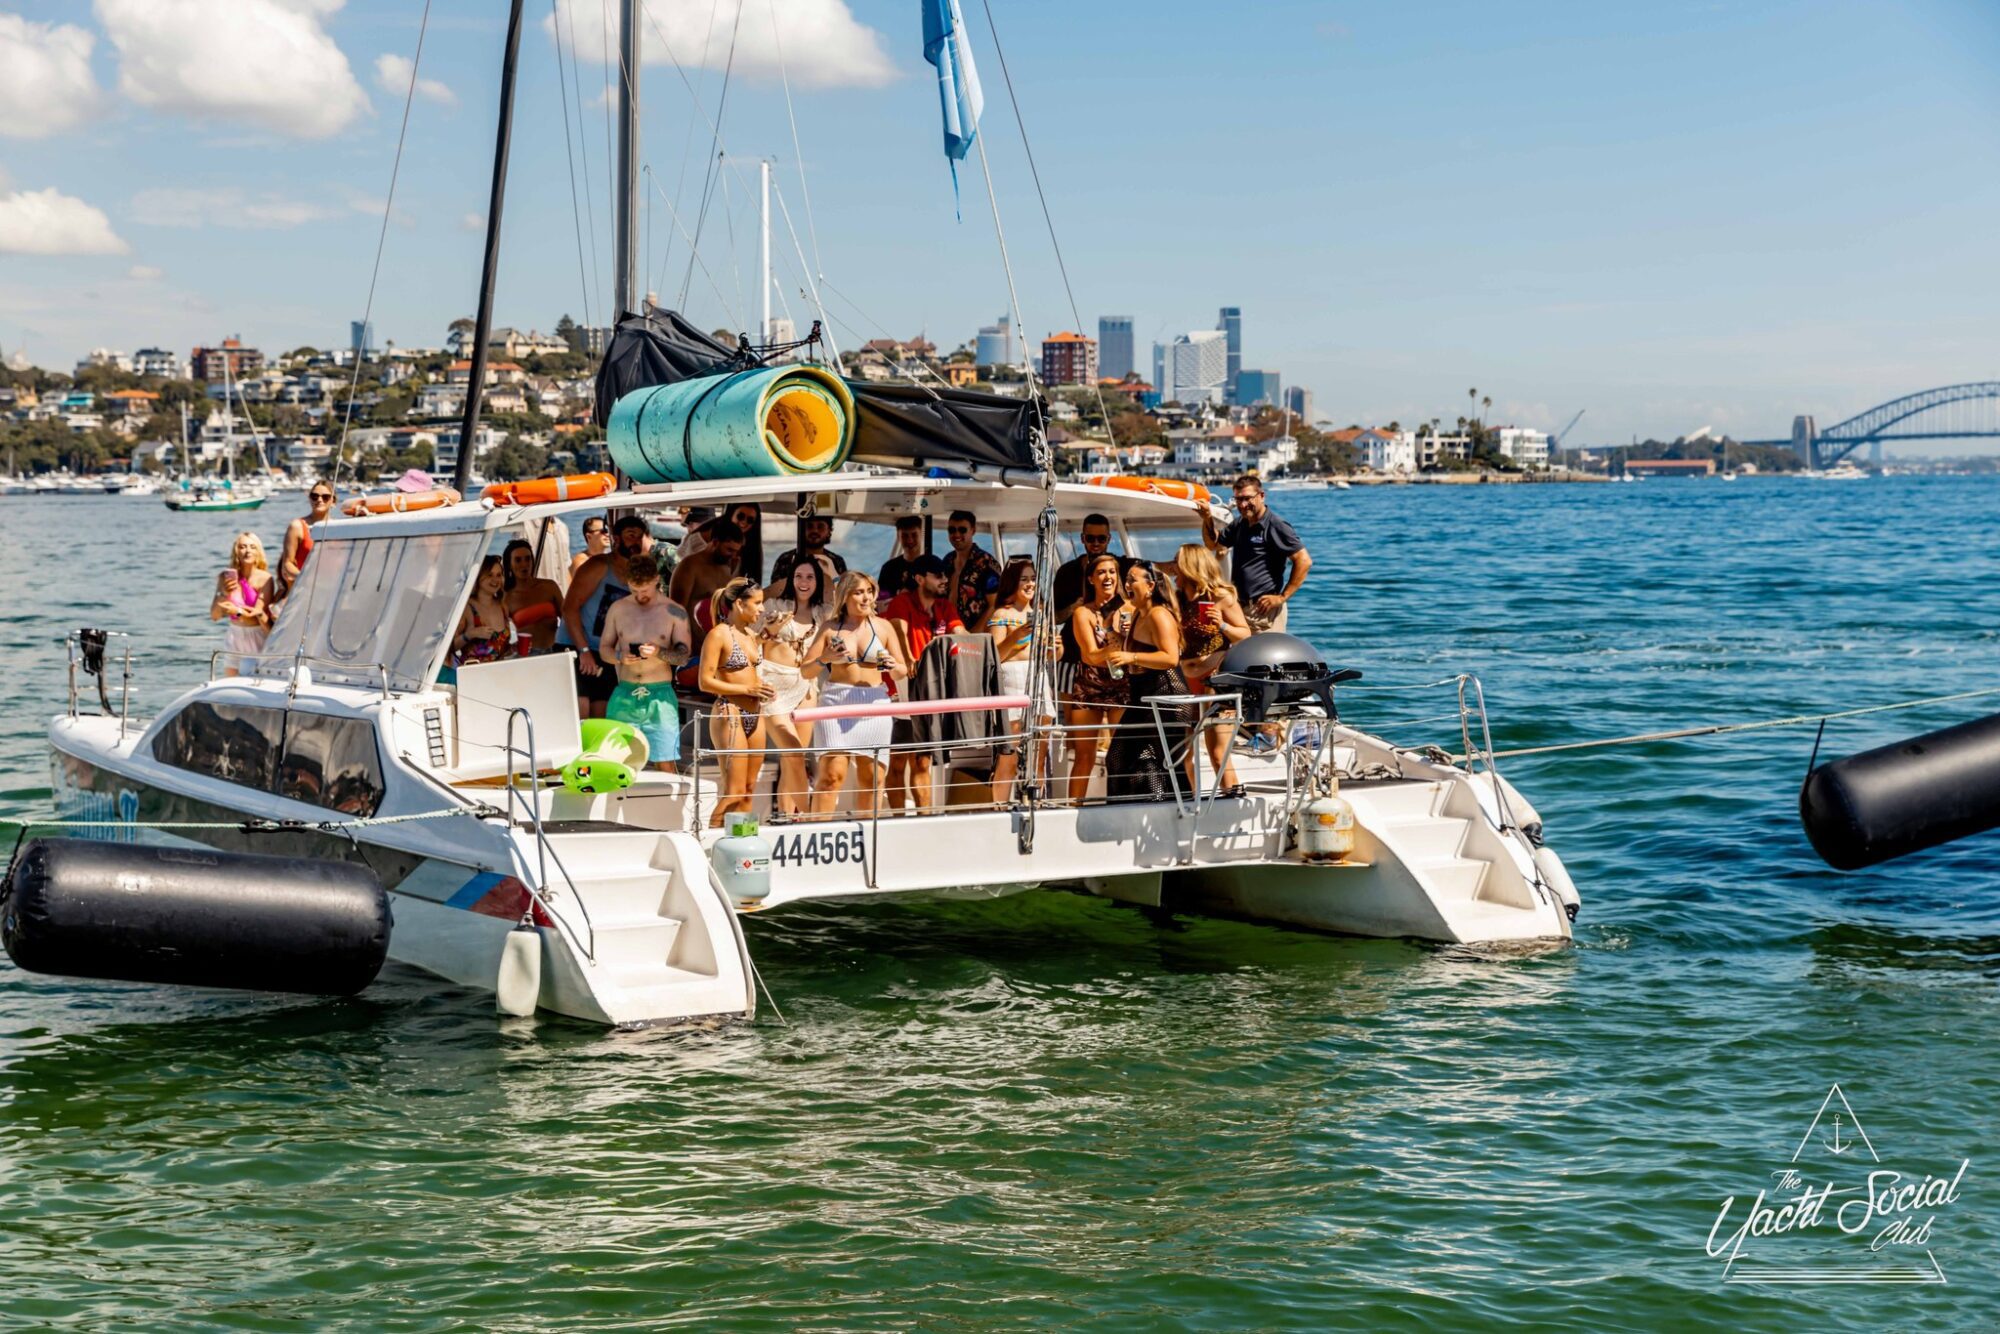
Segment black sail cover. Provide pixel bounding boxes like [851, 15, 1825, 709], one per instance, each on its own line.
[593, 309, 1042, 473]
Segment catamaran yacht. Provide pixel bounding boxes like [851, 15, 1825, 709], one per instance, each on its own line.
[46, 469, 1580, 1027]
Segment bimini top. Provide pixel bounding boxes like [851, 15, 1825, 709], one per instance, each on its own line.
[313, 472, 1214, 541]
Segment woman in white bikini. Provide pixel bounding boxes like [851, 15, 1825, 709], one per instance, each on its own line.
[804, 571, 906, 820]
[698, 577, 773, 828]
[976, 557, 1038, 804]
[757, 556, 828, 817]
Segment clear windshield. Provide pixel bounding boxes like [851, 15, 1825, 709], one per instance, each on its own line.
[258, 532, 485, 690]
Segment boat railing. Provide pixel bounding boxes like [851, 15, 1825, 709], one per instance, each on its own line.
[1337, 672, 1528, 833]
[685, 700, 1267, 876]
[209, 651, 396, 698]
[64, 630, 134, 741]
[500, 706, 596, 963]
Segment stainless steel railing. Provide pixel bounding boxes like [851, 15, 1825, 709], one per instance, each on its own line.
[500, 706, 596, 963]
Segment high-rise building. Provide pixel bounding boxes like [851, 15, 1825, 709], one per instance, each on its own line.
[1284, 385, 1313, 422]
[1235, 369, 1281, 409]
[350, 320, 375, 358]
[1040, 332, 1097, 386]
[1097, 316, 1134, 381]
[1157, 330, 1228, 406]
[974, 315, 1014, 368]
[1218, 306, 1242, 401]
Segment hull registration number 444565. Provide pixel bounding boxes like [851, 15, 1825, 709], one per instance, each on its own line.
[770, 826, 866, 869]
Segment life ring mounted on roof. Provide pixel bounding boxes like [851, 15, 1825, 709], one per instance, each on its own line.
[481, 472, 618, 506]
[340, 487, 462, 517]
[1082, 475, 1213, 504]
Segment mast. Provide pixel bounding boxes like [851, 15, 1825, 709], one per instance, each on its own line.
[453, 0, 528, 494]
[759, 158, 771, 345]
[613, 0, 641, 318]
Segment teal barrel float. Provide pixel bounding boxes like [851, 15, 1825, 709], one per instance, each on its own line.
[606, 365, 856, 483]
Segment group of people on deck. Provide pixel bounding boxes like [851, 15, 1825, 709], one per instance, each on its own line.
[218, 471, 1310, 824]
[209, 481, 339, 674]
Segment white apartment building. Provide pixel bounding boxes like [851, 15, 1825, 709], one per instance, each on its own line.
[1356, 428, 1417, 474]
[75, 348, 132, 374]
[1493, 426, 1551, 469]
[132, 347, 186, 379]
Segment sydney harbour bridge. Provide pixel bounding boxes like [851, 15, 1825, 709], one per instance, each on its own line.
[1742, 381, 2000, 468]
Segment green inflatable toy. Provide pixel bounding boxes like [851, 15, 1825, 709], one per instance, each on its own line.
[563, 719, 648, 795]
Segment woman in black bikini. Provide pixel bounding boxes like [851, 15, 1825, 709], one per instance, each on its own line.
[1066, 553, 1132, 802]
[1103, 560, 1189, 800]
[698, 577, 773, 828]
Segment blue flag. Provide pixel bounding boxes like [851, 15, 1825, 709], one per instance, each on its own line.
[922, 0, 984, 213]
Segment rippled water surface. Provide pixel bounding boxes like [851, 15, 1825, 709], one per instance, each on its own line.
[2, 481, 1998, 1329]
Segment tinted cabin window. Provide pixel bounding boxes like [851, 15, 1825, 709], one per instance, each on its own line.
[152, 704, 384, 817]
[151, 702, 283, 790]
[275, 712, 385, 816]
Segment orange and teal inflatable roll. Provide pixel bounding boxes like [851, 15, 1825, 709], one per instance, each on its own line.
[606, 365, 855, 483]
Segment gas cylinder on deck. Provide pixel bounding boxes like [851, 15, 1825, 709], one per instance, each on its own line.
[712, 817, 773, 904]
[1295, 788, 1357, 863]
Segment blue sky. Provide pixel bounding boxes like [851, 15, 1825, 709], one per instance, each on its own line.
[3, 0, 1998, 450]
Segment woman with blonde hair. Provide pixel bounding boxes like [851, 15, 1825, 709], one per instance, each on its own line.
[1173, 543, 1253, 794]
[698, 576, 773, 828]
[804, 570, 905, 818]
[210, 531, 275, 676]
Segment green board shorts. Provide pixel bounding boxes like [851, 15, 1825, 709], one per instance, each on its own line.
[606, 680, 680, 763]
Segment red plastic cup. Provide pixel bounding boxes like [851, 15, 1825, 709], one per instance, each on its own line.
[515, 633, 533, 657]
[1197, 599, 1217, 628]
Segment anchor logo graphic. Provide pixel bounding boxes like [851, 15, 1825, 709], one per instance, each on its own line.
[1825, 1112, 1851, 1156]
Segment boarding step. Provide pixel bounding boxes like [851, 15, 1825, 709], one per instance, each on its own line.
[565, 869, 674, 919]
[1406, 856, 1489, 901]
[1348, 782, 1442, 819]
[1370, 816, 1468, 860]
[538, 829, 666, 876]
[586, 917, 685, 970]
[1438, 898, 1553, 944]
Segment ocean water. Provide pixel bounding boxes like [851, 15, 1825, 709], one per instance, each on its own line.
[1, 479, 1997, 1330]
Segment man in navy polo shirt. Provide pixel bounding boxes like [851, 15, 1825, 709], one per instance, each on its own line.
[1198, 473, 1311, 632]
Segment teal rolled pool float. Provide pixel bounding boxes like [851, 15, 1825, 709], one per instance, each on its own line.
[605, 365, 856, 483]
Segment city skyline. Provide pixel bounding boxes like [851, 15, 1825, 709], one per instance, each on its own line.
[3, 1, 1999, 450]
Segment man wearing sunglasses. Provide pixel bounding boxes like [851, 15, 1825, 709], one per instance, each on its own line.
[280, 481, 336, 591]
[944, 509, 1004, 627]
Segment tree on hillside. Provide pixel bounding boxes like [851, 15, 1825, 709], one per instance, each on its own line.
[447, 318, 476, 355]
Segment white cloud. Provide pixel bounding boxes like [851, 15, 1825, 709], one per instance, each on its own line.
[96, 0, 370, 139]
[128, 264, 164, 280]
[546, 0, 895, 90]
[0, 14, 103, 138]
[461, 212, 485, 232]
[129, 187, 340, 229]
[0, 187, 129, 255]
[374, 52, 455, 107]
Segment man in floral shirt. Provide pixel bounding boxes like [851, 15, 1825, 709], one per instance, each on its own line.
[945, 508, 1004, 628]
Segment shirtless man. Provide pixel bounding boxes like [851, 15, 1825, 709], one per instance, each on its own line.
[562, 514, 652, 718]
[598, 554, 691, 772]
[668, 517, 745, 679]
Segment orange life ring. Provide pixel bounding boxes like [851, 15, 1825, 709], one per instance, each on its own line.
[1083, 475, 1212, 503]
[340, 487, 462, 517]
[482, 472, 617, 506]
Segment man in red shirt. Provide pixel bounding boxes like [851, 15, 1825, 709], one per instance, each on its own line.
[881, 554, 963, 812]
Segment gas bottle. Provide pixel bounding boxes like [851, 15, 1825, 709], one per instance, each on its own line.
[712, 817, 773, 903]
[1295, 790, 1357, 863]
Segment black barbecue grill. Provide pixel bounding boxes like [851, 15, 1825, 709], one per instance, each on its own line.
[1209, 632, 1362, 724]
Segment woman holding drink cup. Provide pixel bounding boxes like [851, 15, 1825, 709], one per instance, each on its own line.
[1173, 544, 1253, 795]
[805, 572, 907, 820]
[451, 556, 518, 666]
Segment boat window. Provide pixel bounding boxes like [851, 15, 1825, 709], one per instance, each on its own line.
[151, 701, 284, 791]
[274, 711, 385, 816]
[1123, 526, 1203, 563]
[259, 532, 485, 689]
[152, 702, 384, 816]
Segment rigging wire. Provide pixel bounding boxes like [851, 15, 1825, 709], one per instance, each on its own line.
[767, 180, 839, 362]
[600, 0, 617, 280]
[977, 0, 1117, 450]
[330, 0, 432, 491]
[766, 0, 831, 329]
[678, 0, 745, 307]
[559, 0, 606, 322]
[549, 0, 595, 331]
[1460, 685, 2000, 763]
[647, 171, 741, 325]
